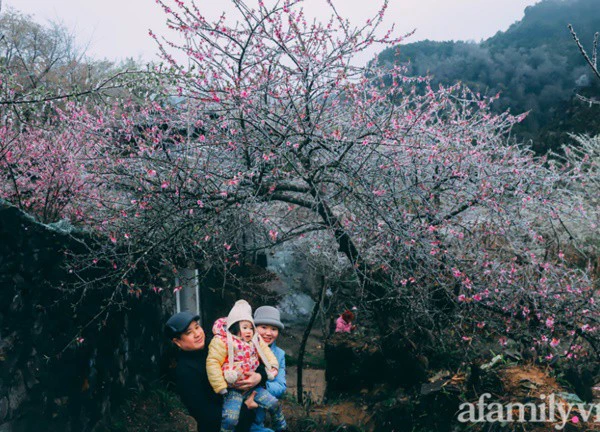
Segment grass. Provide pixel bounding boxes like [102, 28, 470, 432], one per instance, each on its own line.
[104, 381, 194, 432]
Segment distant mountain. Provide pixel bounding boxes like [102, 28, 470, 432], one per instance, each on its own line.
[376, 0, 600, 153]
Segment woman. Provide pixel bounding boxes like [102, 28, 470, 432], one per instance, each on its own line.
[335, 309, 356, 333]
[250, 306, 286, 432]
[165, 311, 266, 432]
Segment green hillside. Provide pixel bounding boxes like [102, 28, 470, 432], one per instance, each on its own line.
[376, 0, 600, 153]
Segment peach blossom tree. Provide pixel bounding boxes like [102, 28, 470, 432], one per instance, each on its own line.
[2, 0, 597, 362]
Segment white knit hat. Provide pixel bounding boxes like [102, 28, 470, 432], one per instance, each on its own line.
[226, 300, 254, 330]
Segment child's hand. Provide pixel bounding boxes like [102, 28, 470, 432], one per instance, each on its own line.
[270, 368, 278, 378]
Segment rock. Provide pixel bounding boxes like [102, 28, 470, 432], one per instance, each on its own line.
[325, 332, 387, 395]
[420, 380, 446, 396]
[278, 292, 315, 325]
[480, 354, 504, 370]
[0, 397, 8, 422]
[563, 364, 599, 402]
[32, 321, 43, 336]
[9, 292, 23, 313]
[556, 392, 584, 404]
[53, 397, 68, 407]
[519, 378, 539, 390]
[0, 335, 14, 363]
[373, 399, 414, 432]
[468, 363, 504, 396]
[7, 371, 26, 414]
[23, 360, 39, 390]
[504, 349, 522, 361]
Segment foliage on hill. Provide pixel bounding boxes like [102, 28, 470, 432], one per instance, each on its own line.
[376, 0, 600, 153]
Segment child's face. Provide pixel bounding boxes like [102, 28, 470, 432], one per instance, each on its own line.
[238, 320, 254, 342]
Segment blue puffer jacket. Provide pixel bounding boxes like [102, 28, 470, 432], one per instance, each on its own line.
[250, 342, 286, 432]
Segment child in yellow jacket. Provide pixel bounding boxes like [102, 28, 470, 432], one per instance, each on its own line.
[206, 300, 287, 432]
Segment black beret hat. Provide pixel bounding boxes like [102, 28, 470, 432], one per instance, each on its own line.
[165, 311, 200, 338]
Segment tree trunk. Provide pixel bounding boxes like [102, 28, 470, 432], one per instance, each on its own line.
[297, 275, 326, 405]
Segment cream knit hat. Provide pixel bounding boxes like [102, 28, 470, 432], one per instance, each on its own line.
[226, 299, 254, 330]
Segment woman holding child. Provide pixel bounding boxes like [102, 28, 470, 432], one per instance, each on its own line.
[251, 306, 287, 432]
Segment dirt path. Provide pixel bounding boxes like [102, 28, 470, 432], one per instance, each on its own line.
[284, 367, 326, 403]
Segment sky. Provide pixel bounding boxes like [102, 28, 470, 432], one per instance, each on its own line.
[6, 0, 541, 66]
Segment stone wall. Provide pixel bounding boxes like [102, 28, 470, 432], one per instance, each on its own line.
[0, 201, 174, 432]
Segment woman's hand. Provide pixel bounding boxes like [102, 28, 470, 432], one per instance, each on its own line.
[232, 372, 261, 391]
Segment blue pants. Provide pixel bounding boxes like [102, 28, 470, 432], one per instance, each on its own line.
[221, 387, 286, 432]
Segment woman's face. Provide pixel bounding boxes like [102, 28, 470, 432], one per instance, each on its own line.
[256, 324, 279, 345]
[173, 320, 205, 351]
